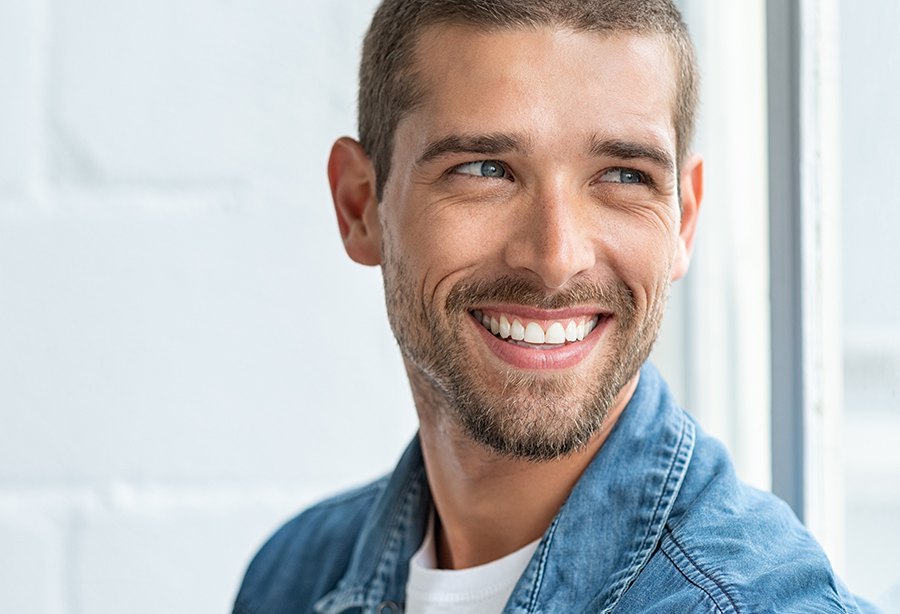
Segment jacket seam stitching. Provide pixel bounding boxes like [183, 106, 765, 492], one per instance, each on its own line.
[311, 471, 420, 613]
[526, 515, 560, 613]
[666, 530, 741, 614]
[369, 467, 425, 603]
[600, 411, 693, 613]
[660, 546, 727, 614]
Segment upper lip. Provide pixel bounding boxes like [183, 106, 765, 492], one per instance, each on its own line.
[469, 304, 609, 320]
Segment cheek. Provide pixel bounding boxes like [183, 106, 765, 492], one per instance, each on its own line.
[598, 215, 678, 305]
[391, 204, 507, 299]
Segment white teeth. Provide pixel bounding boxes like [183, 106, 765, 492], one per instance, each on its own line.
[499, 315, 511, 339]
[511, 319, 525, 341]
[546, 322, 567, 344]
[475, 310, 603, 346]
[524, 322, 545, 344]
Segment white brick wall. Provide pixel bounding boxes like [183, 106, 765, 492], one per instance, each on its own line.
[0, 1, 44, 197]
[0, 1, 421, 612]
[0, 496, 67, 614]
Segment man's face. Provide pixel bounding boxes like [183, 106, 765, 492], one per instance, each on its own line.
[369, 26, 698, 460]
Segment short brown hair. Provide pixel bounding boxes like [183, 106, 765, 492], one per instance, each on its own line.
[359, 0, 699, 199]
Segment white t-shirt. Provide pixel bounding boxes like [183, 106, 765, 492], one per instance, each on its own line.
[405, 514, 541, 614]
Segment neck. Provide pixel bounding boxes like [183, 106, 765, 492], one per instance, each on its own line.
[408, 367, 638, 570]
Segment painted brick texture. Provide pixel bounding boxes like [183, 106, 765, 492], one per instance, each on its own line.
[0, 1, 416, 612]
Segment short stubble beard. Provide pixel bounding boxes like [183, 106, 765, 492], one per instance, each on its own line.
[382, 243, 669, 462]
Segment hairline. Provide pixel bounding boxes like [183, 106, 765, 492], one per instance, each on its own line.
[362, 14, 696, 201]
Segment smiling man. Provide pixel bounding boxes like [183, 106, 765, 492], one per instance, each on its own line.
[234, 1, 874, 613]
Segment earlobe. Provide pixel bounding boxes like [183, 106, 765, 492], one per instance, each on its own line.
[328, 137, 382, 266]
[671, 155, 703, 281]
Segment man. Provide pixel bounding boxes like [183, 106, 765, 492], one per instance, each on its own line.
[235, 1, 875, 612]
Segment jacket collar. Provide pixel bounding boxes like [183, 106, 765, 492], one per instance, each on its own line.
[314, 438, 431, 613]
[507, 362, 695, 613]
[316, 363, 694, 613]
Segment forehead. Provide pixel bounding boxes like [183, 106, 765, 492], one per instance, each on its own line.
[401, 25, 678, 155]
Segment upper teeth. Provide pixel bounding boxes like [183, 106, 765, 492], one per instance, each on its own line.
[473, 310, 599, 346]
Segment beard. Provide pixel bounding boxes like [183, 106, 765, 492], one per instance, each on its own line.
[382, 248, 669, 462]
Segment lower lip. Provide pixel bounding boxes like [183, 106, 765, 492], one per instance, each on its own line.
[470, 314, 607, 371]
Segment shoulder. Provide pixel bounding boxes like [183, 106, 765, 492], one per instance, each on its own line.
[233, 478, 388, 614]
[624, 421, 866, 613]
[656, 498, 852, 613]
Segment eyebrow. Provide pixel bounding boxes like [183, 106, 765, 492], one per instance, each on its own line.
[589, 136, 676, 172]
[414, 132, 676, 174]
[416, 133, 527, 166]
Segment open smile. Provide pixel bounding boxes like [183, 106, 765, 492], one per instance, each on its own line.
[472, 309, 602, 348]
[468, 307, 610, 370]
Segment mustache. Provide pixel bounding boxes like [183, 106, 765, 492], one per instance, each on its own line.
[445, 276, 636, 318]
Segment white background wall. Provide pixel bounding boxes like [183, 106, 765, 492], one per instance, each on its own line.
[0, 1, 418, 612]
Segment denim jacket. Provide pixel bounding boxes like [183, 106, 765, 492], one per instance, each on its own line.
[234, 363, 877, 613]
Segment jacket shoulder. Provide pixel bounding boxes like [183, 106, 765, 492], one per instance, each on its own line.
[659, 501, 853, 613]
[642, 428, 866, 613]
[233, 478, 388, 614]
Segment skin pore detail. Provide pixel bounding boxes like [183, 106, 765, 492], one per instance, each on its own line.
[409, 131, 678, 207]
[382, 250, 654, 460]
[415, 133, 676, 190]
[379, 28, 684, 462]
[334, 25, 702, 569]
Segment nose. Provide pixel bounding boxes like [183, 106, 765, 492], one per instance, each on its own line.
[502, 184, 596, 290]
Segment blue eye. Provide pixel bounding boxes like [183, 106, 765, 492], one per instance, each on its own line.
[599, 168, 646, 184]
[453, 160, 509, 179]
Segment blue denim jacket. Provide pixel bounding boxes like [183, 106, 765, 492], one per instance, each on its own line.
[234, 363, 877, 613]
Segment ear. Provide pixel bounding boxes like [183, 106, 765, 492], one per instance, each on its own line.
[671, 154, 703, 281]
[328, 137, 382, 266]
